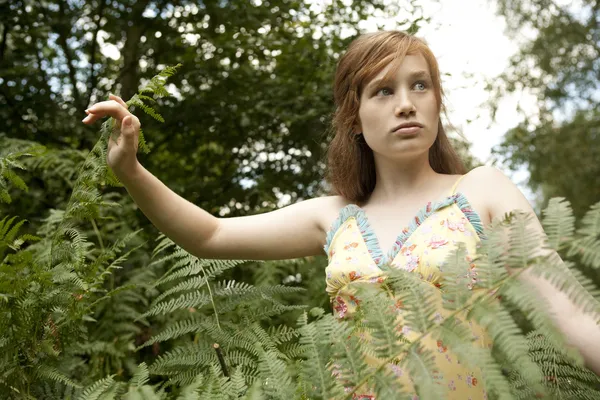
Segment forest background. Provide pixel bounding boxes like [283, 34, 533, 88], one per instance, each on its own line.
[1, 0, 599, 396]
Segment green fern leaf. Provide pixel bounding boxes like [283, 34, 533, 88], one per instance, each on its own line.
[36, 365, 82, 388]
[542, 197, 576, 252]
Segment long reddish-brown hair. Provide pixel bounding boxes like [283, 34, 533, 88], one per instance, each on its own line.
[326, 31, 466, 205]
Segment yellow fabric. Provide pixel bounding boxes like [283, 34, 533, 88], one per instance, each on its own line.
[324, 176, 491, 399]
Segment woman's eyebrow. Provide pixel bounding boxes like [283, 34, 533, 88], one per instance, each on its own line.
[409, 70, 431, 80]
[365, 70, 432, 92]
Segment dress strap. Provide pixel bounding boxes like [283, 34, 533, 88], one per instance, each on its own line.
[448, 174, 466, 196]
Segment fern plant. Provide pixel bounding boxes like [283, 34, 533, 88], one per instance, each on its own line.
[136, 234, 305, 388]
[0, 66, 182, 397]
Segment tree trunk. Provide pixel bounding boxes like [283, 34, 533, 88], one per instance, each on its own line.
[119, 0, 151, 100]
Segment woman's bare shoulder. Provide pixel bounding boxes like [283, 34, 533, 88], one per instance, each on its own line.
[459, 165, 537, 224]
[454, 166, 503, 226]
[310, 195, 353, 235]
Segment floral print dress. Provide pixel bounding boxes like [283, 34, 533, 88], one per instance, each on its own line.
[324, 175, 491, 399]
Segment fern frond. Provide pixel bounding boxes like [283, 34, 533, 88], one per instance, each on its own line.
[576, 200, 600, 237]
[223, 350, 258, 370]
[498, 276, 575, 360]
[191, 365, 236, 400]
[137, 64, 182, 98]
[396, 343, 445, 400]
[437, 316, 513, 400]
[470, 296, 546, 394]
[329, 322, 370, 392]
[0, 136, 45, 203]
[384, 268, 437, 334]
[506, 211, 547, 270]
[143, 291, 211, 318]
[0, 216, 37, 260]
[151, 233, 175, 257]
[213, 280, 304, 299]
[372, 367, 408, 399]
[36, 365, 82, 388]
[153, 270, 211, 304]
[229, 368, 248, 398]
[240, 380, 264, 400]
[438, 244, 479, 310]
[528, 258, 600, 318]
[140, 317, 240, 354]
[359, 289, 407, 361]
[267, 324, 299, 345]
[150, 343, 216, 374]
[76, 375, 116, 400]
[295, 311, 343, 399]
[130, 362, 150, 387]
[154, 257, 246, 289]
[542, 197, 576, 252]
[514, 332, 600, 399]
[130, 101, 165, 123]
[256, 347, 295, 399]
[569, 200, 600, 269]
[72, 341, 127, 358]
[167, 369, 206, 387]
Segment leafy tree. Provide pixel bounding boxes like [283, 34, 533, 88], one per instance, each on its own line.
[488, 0, 600, 218]
[0, 0, 422, 224]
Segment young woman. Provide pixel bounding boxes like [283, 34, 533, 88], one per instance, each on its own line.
[82, 30, 600, 397]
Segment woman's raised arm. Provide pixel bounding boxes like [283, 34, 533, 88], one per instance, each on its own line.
[82, 94, 339, 261]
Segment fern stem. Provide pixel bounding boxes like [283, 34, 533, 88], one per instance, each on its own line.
[91, 218, 110, 289]
[213, 343, 229, 377]
[200, 264, 221, 331]
[91, 219, 104, 251]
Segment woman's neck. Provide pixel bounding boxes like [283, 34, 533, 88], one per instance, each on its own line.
[367, 154, 441, 206]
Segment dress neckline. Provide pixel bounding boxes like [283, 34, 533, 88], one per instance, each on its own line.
[324, 192, 485, 268]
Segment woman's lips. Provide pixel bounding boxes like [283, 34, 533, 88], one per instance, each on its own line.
[392, 126, 421, 135]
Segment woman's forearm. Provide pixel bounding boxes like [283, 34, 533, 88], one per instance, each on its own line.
[115, 161, 220, 257]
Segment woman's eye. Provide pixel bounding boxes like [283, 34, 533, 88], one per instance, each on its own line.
[376, 87, 393, 97]
[414, 81, 427, 91]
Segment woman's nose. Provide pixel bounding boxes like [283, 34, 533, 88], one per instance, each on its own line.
[394, 92, 416, 117]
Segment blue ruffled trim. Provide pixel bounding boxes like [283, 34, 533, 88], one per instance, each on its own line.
[454, 192, 486, 241]
[385, 194, 458, 263]
[323, 204, 385, 265]
[323, 204, 358, 257]
[324, 192, 487, 267]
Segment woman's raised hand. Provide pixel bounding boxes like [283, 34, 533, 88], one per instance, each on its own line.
[82, 94, 141, 175]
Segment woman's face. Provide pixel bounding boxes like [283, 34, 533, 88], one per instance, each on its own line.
[357, 53, 440, 162]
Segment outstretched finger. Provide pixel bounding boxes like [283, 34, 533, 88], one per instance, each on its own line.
[109, 94, 128, 110]
[82, 100, 130, 125]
